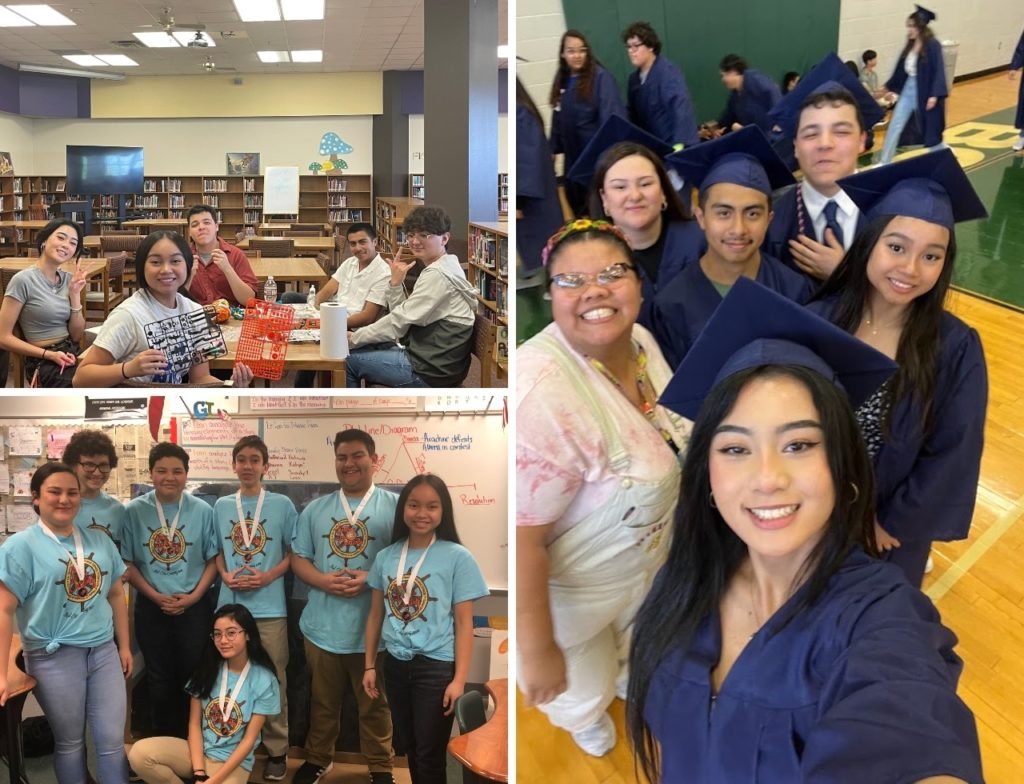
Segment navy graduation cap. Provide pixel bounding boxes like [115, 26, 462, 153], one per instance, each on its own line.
[913, 4, 936, 24]
[565, 114, 674, 185]
[665, 125, 795, 196]
[768, 52, 885, 140]
[658, 277, 897, 421]
[836, 148, 988, 230]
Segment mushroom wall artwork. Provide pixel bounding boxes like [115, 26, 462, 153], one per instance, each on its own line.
[309, 131, 355, 173]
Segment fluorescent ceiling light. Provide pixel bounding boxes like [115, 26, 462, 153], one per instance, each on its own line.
[133, 31, 180, 47]
[8, 4, 74, 25]
[97, 54, 138, 66]
[64, 54, 105, 66]
[234, 0, 280, 22]
[172, 31, 215, 47]
[0, 6, 34, 25]
[497, 45, 508, 58]
[291, 49, 321, 62]
[257, 50, 289, 63]
[19, 63, 125, 80]
[281, 0, 324, 21]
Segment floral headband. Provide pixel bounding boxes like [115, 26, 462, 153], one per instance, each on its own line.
[541, 219, 629, 266]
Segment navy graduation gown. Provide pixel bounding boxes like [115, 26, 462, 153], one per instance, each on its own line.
[764, 184, 866, 277]
[644, 550, 983, 784]
[1012, 29, 1024, 130]
[627, 55, 700, 148]
[517, 103, 564, 271]
[886, 37, 948, 147]
[654, 219, 706, 288]
[717, 69, 782, 134]
[650, 252, 813, 368]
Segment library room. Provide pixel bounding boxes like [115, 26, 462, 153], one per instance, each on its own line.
[0, 0, 509, 390]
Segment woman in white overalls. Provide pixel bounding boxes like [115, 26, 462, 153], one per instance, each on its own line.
[516, 219, 690, 757]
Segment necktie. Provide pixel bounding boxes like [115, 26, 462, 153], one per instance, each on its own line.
[822, 200, 845, 247]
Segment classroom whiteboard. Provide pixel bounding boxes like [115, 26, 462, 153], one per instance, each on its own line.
[177, 413, 508, 589]
[263, 166, 300, 214]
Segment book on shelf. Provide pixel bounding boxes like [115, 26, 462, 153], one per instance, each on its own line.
[203, 178, 228, 193]
[496, 326, 508, 361]
[243, 178, 257, 193]
[328, 178, 348, 192]
[163, 179, 182, 193]
[144, 179, 158, 193]
[56, 180, 65, 192]
[12, 179, 22, 194]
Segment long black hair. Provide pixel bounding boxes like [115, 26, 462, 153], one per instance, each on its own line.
[901, 11, 936, 61]
[627, 365, 876, 783]
[188, 604, 279, 699]
[391, 474, 462, 545]
[812, 213, 954, 437]
[549, 29, 603, 106]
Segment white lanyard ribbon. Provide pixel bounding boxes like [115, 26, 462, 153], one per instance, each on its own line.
[234, 489, 265, 549]
[154, 497, 182, 538]
[338, 484, 375, 528]
[217, 660, 251, 720]
[37, 520, 85, 581]
[395, 534, 435, 606]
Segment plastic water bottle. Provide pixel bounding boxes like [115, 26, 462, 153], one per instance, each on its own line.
[263, 275, 277, 303]
[307, 284, 317, 309]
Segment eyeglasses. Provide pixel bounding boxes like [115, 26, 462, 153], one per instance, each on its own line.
[407, 232, 438, 242]
[564, 47, 588, 55]
[79, 462, 112, 474]
[550, 263, 636, 290]
[625, 43, 646, 51]
[211, 628, 244, 641]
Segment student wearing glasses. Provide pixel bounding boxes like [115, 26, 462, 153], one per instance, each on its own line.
[345, 206, 476, 388]
[62, 430, 126, 550]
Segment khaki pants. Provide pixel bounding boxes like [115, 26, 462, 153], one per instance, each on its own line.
[256, 617, 289, 757]
[128, 737, 250, 784]
[302, 641, 393, 773]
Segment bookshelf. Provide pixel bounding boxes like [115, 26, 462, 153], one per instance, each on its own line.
[374, 196, 424, 255]
[301, 174, 373, 231]
[406, 173, 509, 216]
[498, 173, 508, 216]
[467, 220, 508, 382]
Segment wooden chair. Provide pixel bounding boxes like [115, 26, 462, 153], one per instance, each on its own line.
[84, 252, 127, 322]
[469, 312, 498, 388]
[101, 228, 141, 236]
[283, 230, 322, 237]
[290, 223, 328, 235]
[246, 238, 294, 257]
[316, 252, 333, 276]
[99, 234, 145, 257]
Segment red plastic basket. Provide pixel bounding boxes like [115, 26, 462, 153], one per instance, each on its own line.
[236, 299, 294, 380]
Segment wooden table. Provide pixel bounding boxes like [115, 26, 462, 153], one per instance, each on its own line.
[257, 222, 330, 235]
[210, 324, 347, 388]
[448, 679, 508, 782]
[250, 258, 328, 292]
[1, 635, 37, 784]
[122, 218, 187, 233]
[236, 236, 334, 257]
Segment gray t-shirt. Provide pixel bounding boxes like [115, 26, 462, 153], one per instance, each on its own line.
[4, 266, 73, 342]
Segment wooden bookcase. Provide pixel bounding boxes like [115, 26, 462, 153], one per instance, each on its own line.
[374, 195, 424, 255]
[467, 220, 509, 383]
[406, 173, 509, 216]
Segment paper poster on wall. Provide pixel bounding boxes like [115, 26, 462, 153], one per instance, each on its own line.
[6, 504, 36, 532]
[8, 426, 42, 455]
[0, 152, 12, 176]
[0, 464, 9, 494]
[249, 396, 332, 411]
[85, 398, 147, 421]
[46, 429, 76, 459]
[226, 153, 259, 176]
[12, 472, 32, 497]
[330, 397, 418, 410]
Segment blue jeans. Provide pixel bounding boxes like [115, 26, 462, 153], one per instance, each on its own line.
[345, 347, 427, 388]
[24, 640, 128, 784]
[382, 654, 455, 784]
[880, 75, 918, 164]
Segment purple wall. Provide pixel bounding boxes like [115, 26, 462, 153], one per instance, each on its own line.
[400, 68, 508, 115]
[0, 64, 90, 118]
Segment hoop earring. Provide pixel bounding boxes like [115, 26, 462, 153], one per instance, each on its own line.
[661, 200, 668, 211]
[709, 492, 717, 509]
[849, 482, 860, 503]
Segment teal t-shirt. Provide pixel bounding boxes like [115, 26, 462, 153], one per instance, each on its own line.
[368, 539, 488, 661]
[214, 490, 297, 618]
[0, 523, 126, 652]
[189, 663, 280, 771]
[76, 492, 127, 550]
[292, 486, 397, 653]
[121, 491, 219, 595]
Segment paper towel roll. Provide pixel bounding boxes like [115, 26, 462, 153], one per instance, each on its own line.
[319, 302, 349, 359]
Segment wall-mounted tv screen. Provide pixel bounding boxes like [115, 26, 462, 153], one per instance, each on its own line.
[66, 145, 144, 194]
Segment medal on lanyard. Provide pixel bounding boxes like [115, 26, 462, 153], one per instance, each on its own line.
[37, 520, 86, 581]
[338, 485, 375, 529]
[217, 660, 251, 720]
[154, 497, 182, 540]
[394, 534, 435, 606]
[234, 489, 265, 549]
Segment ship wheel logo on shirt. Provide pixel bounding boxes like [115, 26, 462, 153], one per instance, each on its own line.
[86, 517, 116, 543]
[204, 698, 245, 738]
[227, 515, 271, 562]
[385, 573, 437, 624]
[54, 554, 106, 607]
[146, 526, 192, 568]
[324, 518, 374, 563]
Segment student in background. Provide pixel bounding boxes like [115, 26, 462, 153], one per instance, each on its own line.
[129, 604, 280, 784]
[363, 474, 489, 784]
[878, 4, 948, 164]
[811, 149, 988, 587]
[290, 429, 397, 784]
[1009, 28, 1024, 151]
[861, 50, 881, 94]
[764, 54, 883, 279]
[62, 429, 126, 549]
[518, 78, 565, 274]
[213, 436, 297, 782]
[346, 206, 476, 388]
[122, 442, 221, 738]
[0, 462, 131, 784]
[652, 126, 811, 368]
[0, 218, 88, 387]
[715, 54, 783, 135]
[622, 21, 700, 150]
[186, 205, 258, 307]
[74, 232, 254, 387]
[549, 29, 627, 216]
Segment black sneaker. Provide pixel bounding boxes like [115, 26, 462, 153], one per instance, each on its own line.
[293, 761, 334, 784]
[263, 756, 288, 781]
[369, 774, 395, 784]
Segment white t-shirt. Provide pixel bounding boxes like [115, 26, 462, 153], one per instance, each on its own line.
[92, 289, 207, 383]
[329, 254, 390, 311]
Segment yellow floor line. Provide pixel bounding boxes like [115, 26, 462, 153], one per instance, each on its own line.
[927, 492, 1024, 603]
